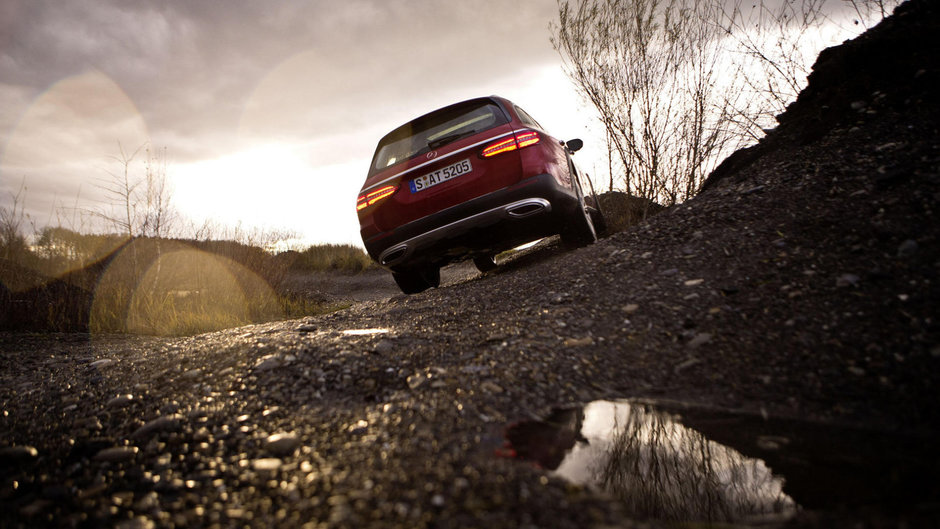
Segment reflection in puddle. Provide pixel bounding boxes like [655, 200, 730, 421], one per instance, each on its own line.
[505, 401, 796, 525]
[341, 328, 390, 336]
[504, 400, 940, 526]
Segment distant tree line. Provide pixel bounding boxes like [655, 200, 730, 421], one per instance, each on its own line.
[0, 140, 373, 335]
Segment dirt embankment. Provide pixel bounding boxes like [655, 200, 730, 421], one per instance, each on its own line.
[1, 1, 938, 527]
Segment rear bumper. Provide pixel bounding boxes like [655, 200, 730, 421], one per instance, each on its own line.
[363, 173, 578, 270]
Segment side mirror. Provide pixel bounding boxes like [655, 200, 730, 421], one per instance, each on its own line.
[565, 139, 583, 153]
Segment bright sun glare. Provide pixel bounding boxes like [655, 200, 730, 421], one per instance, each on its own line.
[173, 143, 364, 246]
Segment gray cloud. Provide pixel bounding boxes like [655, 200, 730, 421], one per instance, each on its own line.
[1, 0, 567, 237]
[3, 0, 561, 150]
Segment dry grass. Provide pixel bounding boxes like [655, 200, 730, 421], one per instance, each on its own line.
[283, 243, 375, 274]
[0, 232, 358, 336]
[591, 191, 666, 234]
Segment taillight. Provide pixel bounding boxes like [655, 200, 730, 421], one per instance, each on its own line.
[481, 130, 541, 158]
[515, 131, 540, 149]
[356, 184, 397, 212]
[481, 137, 518, 158]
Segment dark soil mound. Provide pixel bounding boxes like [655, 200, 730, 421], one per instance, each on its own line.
[703, 0, 939, 190]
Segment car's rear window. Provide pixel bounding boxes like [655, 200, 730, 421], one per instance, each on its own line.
[370, 99, 509, 175]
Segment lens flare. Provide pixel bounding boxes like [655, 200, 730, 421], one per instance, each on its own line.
[90, 239, 281, 335]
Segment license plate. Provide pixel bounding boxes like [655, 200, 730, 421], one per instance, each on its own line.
[409, 159, 472, 193]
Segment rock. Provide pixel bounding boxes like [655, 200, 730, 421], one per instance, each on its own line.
[485, 331, 509, 342]
[684, 279, 704, 286]
[0, 445, 38, 462]
[674, 357, 702, 374]
[329, 495, 353, 523]
[107, 394, 135, 408]
[622, 304, 639, 313]
[253, 458, 282, 471]
[756, 435, 790, 451]
[374, 339, 395, 353]
[549, 292, 569, 304]
[78, 417, 103, 431]
[897, 239, 918, 258]
[563, 336, 594, 347]
[253, 355, 282, 371]
[116, 516, 155, 529]
[836, 273, 861, 287]
[93, 446, 139, 462]
[348, 420, 369, 435]
[687, 333, 713, 348]
[131, 415, 182, 440]
[134, 491, 160, 511]
[89, 359, 114, 369]
[265, 432, 301, 456]
[19, 499, 51, 518]
[848, 366, 866, 376]
[480, 381, 504, 394]
[461, 365, 490, 375]
[407, 373, 428, 390]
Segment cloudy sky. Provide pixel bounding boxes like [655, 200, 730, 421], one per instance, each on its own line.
[0, 0, 607, 247]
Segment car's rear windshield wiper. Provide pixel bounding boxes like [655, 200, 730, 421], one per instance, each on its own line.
[427, 130, 476, 150]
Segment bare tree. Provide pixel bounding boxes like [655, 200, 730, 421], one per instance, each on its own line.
[92, 142, 176, 237]
[846, 0, 901, 27]
[95, 142, 143, 237]
[0, 180, 30, 261]
[712, 0, 902, 142]
[140, 146, 176, 238]
[553, 0, 902, 205]
[552, 0, 745, 207]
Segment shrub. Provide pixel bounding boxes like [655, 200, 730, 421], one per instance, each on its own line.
[591, 191, 665, 234]
[290, 244, 374, 274]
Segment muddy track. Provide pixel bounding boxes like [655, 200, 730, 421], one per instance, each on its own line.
[2, 2, 939, 527]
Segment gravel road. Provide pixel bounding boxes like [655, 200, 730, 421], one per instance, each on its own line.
[2, 2, 939, 527]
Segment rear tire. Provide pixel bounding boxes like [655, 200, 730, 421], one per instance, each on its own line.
[472, 255, 498, 273]
[587, 205, 607, 237]
[392, 266, 441, 294]
[561, 201, 597, 247]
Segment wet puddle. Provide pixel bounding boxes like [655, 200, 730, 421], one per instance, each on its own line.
[502, 400, 939, 527]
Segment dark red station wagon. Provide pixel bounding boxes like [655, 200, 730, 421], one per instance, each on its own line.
[357, 96, 602, 294]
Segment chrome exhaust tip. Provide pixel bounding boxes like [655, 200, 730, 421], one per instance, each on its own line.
[380, 245, 408, 266]
[505, 198, 550, 219]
